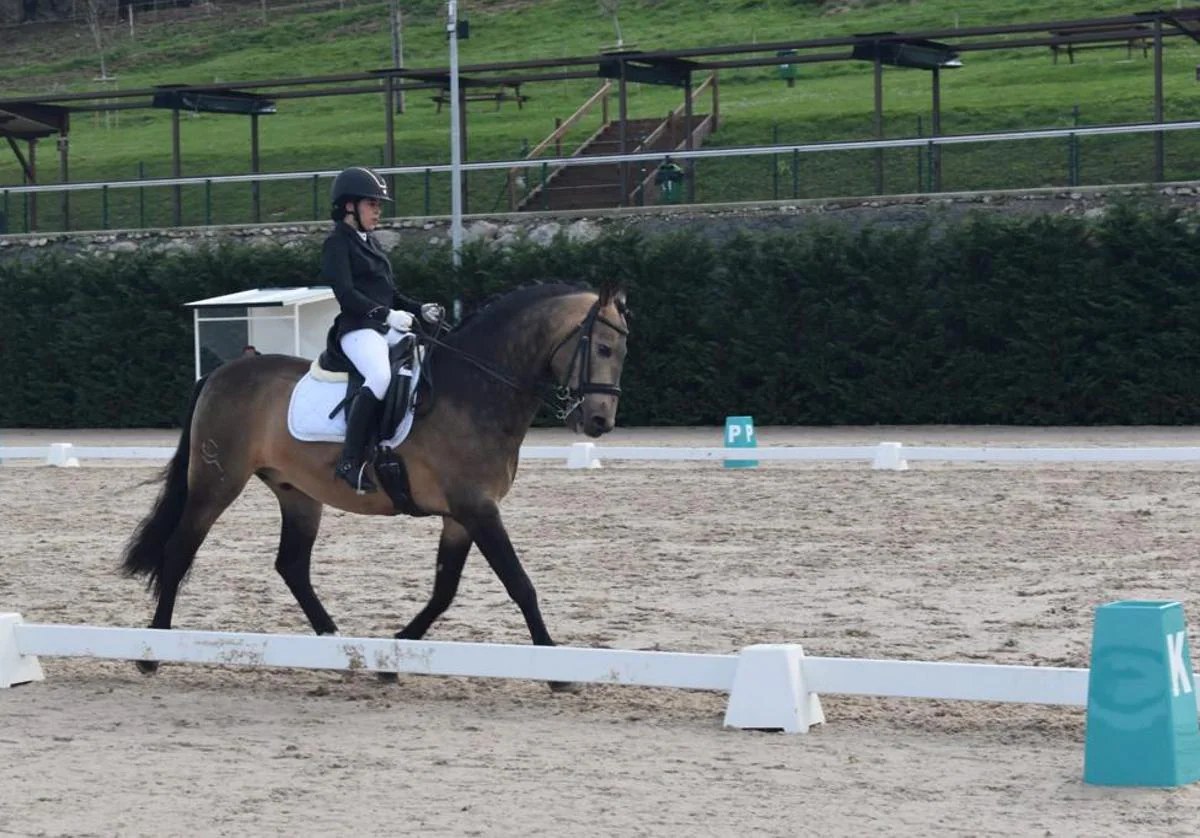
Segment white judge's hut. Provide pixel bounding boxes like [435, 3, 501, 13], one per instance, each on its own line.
[184, 287, 338, 380]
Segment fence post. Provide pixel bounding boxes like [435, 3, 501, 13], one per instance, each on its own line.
[205, 179, 212, 226]
[101, 185, 109, 230]
[792, 149, 799, 199]
[58, 134, 69, 232]
[1071, 104, 1081, 187]
[772, 123, 779, 200]
[312, 174, 320, 220]
[541, 162, 548, 211]
[138, 161, 146, 229]
[424, 168, 431, 215]
[916, 115, 924, 193]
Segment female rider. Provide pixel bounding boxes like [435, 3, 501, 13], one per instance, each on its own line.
[321, 166, 443, 494]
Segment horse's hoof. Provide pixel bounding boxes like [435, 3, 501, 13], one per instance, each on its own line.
[135, 659, 159, 675]
[548, 680, 582, 694]
[377, 671, 398, 684]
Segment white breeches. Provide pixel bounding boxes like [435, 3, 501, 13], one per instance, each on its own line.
[340, 327, 406, 400]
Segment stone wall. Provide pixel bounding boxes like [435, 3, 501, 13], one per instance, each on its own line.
[4, 181, 1200, 265]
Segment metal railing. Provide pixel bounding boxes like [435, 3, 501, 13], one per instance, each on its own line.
[3, 118, 1200, 233]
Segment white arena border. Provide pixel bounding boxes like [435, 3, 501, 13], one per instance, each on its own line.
[4, 614, 1199, 733]
[6, 441, 1200, 469]
[9, 607, 1190, 729]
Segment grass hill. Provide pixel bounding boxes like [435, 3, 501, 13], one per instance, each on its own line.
[4, 0, 1200, 231]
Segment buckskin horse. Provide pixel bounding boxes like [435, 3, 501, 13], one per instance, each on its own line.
[120, 280, 629, 690]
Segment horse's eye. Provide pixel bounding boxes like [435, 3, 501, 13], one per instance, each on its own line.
[597, 344, 613, 358]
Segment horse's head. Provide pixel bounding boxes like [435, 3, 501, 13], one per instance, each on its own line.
[549, 281, 629, 438]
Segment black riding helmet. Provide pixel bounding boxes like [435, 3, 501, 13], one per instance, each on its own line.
[330, 166, 392, 222]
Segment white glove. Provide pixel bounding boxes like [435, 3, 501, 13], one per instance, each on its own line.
[421, 302, 445, 324]
[386, 309, 414, 331]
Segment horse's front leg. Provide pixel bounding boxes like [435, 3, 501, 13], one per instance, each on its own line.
[463, 503, 579, 694]
[395, 517, 473, 641]
[377, 517, 473, 684]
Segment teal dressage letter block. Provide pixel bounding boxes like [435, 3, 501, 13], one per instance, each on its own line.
[723, 415, 757, 469]
[1084, 600, 1200, 787]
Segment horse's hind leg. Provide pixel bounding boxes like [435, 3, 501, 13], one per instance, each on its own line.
[261, 476, 338, 636]
[139, 471, 250, 673]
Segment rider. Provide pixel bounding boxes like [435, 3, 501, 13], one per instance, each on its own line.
[321, 165, 444, 494]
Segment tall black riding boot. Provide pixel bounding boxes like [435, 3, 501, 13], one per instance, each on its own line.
[334, 387, 382, 494]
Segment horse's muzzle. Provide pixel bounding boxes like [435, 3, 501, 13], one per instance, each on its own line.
[583, 413, 612, 438]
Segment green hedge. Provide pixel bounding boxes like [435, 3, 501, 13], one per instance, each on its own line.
[3, 200, 1200, 428]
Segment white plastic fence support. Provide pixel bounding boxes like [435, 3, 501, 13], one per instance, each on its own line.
[45, 443, 80, 468]
[0, 614, 45, 689]
[566, 442, 601, 469]
[871, 441, 909, 471]
[723, 644, 824, 734]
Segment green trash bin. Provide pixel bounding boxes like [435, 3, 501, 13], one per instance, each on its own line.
[655, 158, 685, 205]
[777, 49, 798, 88]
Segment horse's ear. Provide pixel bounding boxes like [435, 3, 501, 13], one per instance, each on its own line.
[597, 278, 626, 310]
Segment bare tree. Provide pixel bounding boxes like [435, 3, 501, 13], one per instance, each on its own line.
[83, 0, 109, 78]
[598, 0, 622, 48]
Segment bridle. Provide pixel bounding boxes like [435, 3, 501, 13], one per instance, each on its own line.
[544, 297, 628, 419]
[417, 297, 629, 420]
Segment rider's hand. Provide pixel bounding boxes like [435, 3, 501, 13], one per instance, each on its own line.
[420, 302, 445, 325]
[386, 309, 414, 331]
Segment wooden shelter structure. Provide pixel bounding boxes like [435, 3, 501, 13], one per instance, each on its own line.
[0, 103, 69, 231]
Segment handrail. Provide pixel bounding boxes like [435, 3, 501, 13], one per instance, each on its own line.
[508, 81, 613, 209]
[524, 82, 612, 160]
[628, 74, 716, 157]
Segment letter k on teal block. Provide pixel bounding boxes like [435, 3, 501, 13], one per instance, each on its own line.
[1084, 600, 1200, 787]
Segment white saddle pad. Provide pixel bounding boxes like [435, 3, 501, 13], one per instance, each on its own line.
[287, 340, 424, 450]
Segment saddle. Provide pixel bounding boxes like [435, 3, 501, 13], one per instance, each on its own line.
[291, 324, 433, 517]
[316, 324, 421, 436]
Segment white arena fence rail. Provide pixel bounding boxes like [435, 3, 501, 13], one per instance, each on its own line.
[6, 613, 1199, 733]
[4, 119, 1200, 199]
[6, 441, 1200, 469]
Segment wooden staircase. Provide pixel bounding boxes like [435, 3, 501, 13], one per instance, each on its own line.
[510, 73, 720, 212]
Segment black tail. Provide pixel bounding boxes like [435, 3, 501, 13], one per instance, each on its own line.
[120, 375, 208, 595]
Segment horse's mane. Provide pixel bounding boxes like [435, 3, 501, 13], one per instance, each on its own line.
[421, 277, 624, 412]
[448, 281, 593, 340]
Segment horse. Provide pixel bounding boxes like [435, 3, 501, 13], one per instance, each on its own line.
[119, 280, 630, 691]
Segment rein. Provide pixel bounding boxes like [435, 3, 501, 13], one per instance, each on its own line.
[417, 298, 628, 420]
